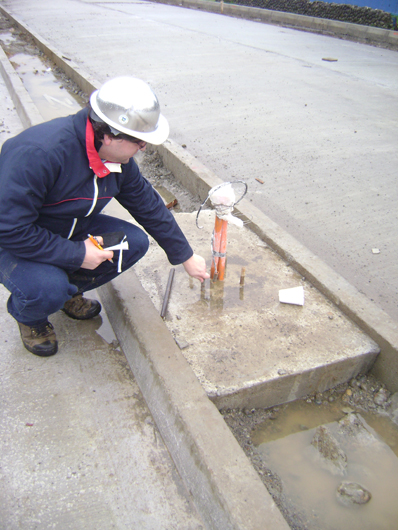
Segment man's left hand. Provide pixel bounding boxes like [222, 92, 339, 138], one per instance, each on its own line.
[183, 254, 210, 282]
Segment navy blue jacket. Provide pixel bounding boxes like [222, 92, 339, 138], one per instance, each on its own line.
[0, 108, 193, 272]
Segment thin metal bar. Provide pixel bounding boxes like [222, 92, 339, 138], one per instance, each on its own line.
[240, 267, 246, 286]
[160, 268, 175, 319]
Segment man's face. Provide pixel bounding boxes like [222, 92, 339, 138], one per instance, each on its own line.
[100, 136, 147, 164]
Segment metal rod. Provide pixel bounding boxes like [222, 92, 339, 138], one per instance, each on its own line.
[240, 267, 246, 286]
[160, 268, 175, 319]
[166, 198, 178, 210]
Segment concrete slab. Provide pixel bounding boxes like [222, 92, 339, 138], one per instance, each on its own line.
[0, 286, 205, 530]
[132, 210, 380, 408]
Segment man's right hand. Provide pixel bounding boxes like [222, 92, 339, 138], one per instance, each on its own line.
[81, 238, 114, 270]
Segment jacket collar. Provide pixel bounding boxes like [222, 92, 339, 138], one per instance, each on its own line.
[86, 118, 112, 178]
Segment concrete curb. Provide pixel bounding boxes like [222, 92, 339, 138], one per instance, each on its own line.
[0, 45, 42, 128]
[1, 5, 397, 392]
[99, 272, 290, 530]
[152, 0, 398, 48]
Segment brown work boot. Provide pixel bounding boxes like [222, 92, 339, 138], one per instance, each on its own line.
[62, 293, 101, 320]
[18, 321, 58, 357]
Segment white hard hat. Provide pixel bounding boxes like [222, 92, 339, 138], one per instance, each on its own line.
[90, 76, 169, 145]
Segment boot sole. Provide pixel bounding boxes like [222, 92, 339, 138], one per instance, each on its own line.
[61, 303, 102, 320]
[23, 341, 58, 357]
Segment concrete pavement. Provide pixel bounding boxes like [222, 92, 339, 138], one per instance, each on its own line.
[0, 2, 396, 528]
[0, 288, 205, 530]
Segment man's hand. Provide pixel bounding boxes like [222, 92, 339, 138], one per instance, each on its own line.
[81, 237, 114, 270]
[183, 254, 210, 282]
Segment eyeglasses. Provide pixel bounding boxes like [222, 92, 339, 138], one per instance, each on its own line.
[130, 136, 147, 146]
[112, 129, 146, 146]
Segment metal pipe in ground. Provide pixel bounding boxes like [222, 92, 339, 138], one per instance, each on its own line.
[160, 268, 175, 319]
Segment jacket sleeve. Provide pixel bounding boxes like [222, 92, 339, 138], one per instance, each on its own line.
[116, 161, 193, 265]
[0, 145, 86, 271]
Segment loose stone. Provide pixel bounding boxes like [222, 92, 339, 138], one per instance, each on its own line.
[374, 388, 389, 406]
[311, 426, 347, 475]
[336, 481, 372, 506]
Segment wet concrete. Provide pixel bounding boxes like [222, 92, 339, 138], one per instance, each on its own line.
[9, 51, 82, 120]
[0, 24, 85, 121]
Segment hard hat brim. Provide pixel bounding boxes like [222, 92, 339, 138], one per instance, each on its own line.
[90, 89, 170, 145]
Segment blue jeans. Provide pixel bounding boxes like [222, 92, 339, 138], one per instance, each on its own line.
[0, 215, 149, 326]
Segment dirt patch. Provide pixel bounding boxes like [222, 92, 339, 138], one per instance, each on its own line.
[137, 148, 202, 213]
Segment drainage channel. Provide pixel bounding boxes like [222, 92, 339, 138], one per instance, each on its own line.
[2, 13, 398, 530]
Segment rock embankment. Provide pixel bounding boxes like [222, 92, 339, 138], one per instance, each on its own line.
[226, 0, 395, 29]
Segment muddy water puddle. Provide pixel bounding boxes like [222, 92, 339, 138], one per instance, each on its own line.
[10, 52, 83, 120]
[252, 399, 398, 530]
[8, 52, 83, 120]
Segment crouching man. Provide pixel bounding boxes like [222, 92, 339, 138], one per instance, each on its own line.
[0, 76, 209, 356]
